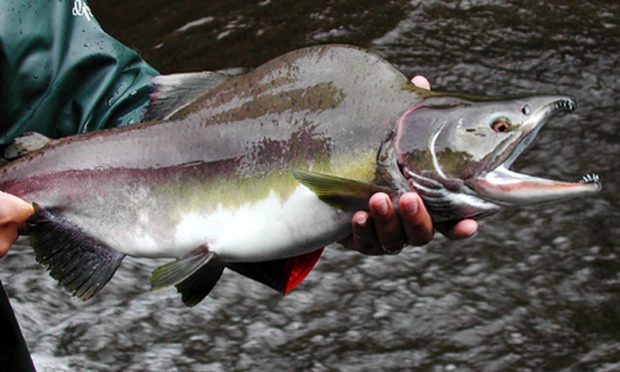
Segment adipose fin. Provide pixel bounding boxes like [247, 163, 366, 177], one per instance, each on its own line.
[4, 132, 52, 160]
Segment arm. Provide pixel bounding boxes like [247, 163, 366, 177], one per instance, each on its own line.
[0, 0, 158, 257]
[0, 0, 157, 145]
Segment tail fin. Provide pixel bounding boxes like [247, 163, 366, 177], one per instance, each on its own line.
[23, 204, 125, 300]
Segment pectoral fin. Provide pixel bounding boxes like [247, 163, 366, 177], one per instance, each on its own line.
[293, 169, 393, 209]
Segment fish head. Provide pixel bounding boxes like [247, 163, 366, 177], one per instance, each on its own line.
[393, 94, 601, 221]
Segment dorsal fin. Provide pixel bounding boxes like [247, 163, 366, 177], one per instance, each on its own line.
[4, 132, 51, 160]
[144, 71, 229, 121]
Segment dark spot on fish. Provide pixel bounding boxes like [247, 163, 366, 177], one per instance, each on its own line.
[522, 104, 531, 115]
[247, 123, 333, 172]
[207, 82, 345, 124]
[466, 128, 476, 132]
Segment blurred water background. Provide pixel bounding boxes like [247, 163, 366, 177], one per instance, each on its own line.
[1, 0, 619, 370]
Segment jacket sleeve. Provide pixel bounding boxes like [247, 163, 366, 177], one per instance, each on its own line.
[0, 0, 159, 145]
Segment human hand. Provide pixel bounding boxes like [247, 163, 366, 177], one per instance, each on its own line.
[340, 192, 478, 255]
[340, 75, 478, 255]
[0, 192, 35, 257]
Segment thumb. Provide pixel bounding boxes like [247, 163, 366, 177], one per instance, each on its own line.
[0, 191, 35, 225]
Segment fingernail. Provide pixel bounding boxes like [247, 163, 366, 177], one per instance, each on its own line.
[376, 198, 389, 216]
[357, 215, 368, 228]
[411, 75, 431, 90]
[462, 220, 479, 238]
[353, 214, 369, 238]
[402, 196, 418, 217]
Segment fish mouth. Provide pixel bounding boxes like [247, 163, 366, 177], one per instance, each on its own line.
[469, 97, 602, 205]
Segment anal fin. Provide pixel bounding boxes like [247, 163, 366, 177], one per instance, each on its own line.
[151, 250, 225, 307]
[24, 204, 125, 300]
[175, 259, 225, 307]
[151, 250, 216, 290]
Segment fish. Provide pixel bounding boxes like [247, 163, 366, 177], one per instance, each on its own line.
[0, 45, 601, 306]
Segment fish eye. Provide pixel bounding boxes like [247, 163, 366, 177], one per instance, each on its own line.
[491, 119, 512, 133]
[521, 105, 531, 115]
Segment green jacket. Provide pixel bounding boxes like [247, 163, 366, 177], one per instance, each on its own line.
[0, 0, 159, 146]
[0, 1, 159, 370]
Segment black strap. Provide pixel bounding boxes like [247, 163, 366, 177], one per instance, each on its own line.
[0, 281, 35, 372]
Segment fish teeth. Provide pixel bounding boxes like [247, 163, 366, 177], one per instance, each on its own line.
[580, 173, 600, 183]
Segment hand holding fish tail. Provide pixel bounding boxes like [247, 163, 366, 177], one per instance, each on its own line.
[0, 192, 34, 257]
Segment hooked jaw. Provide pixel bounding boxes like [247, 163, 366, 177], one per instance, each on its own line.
[472, 165, 601, 205]
[470, 97, 602, 206]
